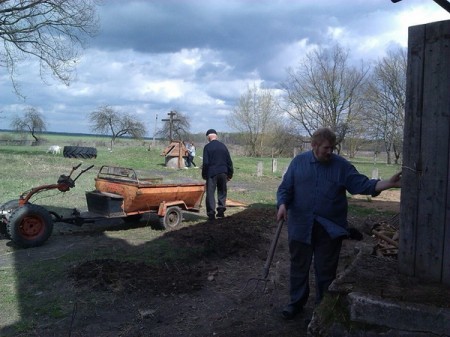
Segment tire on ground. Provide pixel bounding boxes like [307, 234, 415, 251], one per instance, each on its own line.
[63, 146, 97, 159]
[7, 204, 54, 248]
[0, 199, 20, 212]
[0, 199, 20, 239]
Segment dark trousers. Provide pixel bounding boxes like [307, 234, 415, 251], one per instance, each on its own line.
[187, 155, 196, 167]
[205, 173, 227, 217]
[288, 221, 342, 308]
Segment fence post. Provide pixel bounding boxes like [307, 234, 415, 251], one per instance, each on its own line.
[257, 161, 263, 177]
[371, 168, 379, 179]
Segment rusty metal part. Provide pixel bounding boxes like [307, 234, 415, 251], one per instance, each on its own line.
[19, 163, 94, 205]
[92, 165, 205, 218]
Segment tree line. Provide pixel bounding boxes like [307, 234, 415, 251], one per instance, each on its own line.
[231, 44, 406, 163]
[148, 44, 406, 164]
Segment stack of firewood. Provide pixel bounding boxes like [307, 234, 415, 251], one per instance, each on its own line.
[365, 214, 400, 257]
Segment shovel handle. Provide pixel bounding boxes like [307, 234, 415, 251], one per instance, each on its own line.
[262, 219, 284, 279]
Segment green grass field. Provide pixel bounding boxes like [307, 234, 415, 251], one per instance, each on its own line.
[0, 132, 400, 208]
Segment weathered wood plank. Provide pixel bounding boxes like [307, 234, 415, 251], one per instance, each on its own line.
[434, 20, 450, 285]
[415, 20, 450, 281]
[416, 20, 450, 282]
[399, 24, 425, 276]
[400, 20, 450, 285]
[444, 139, 450, 284]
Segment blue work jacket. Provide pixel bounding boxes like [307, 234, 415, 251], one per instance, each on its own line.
[277, 150, 380, 244]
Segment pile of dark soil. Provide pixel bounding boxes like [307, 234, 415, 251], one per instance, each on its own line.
[69, 207, 273, 300]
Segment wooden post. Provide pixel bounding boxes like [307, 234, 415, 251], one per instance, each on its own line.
[371, 168, 379, 179]
[272, 158, 277, 173]
[178, 142, 184, 169]
[152, 114, 158, 148]
[161, 111, 180, 142]
[399, 20, 450, 285]
[257, 161, 263, 177]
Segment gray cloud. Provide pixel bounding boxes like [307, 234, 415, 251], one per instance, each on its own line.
[1, 0, 448, 135]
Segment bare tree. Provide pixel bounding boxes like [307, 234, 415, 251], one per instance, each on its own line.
[157, 110, 191, 141]
[269, 120, 305, 157]
[89, 106, 147, 149]
[341, 111, 369, 158]
[10, 107, 46, 142]
[228, 84, 279, 157]
[281, 44, 369, 151]
[0, 0, 99, 96]
[365, 47, 406, 164]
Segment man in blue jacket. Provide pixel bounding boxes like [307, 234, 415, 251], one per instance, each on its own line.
[202, 129, 234, 220]
[276, 127, 401, 320]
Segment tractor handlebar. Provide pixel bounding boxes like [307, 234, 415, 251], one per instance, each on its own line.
[19, 164, 96, 202]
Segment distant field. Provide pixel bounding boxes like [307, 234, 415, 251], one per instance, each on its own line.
[0, 133, 288, 210]
[0, 132, 401, 209]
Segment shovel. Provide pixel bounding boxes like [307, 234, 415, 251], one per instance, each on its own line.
[244, 219, 285, 294]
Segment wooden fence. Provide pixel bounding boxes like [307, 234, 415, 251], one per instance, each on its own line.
[399, 19, 450, 285]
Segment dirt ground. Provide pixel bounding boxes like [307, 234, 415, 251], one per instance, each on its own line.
[0, 191, 408, 337]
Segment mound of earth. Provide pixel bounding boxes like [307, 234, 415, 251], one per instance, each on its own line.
[65, 206, 302, 337]
[69, 207, 271, 301]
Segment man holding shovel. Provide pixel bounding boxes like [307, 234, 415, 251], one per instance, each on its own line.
[276, 127, 401, 320]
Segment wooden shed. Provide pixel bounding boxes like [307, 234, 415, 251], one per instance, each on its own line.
[399, 19, 450, 285]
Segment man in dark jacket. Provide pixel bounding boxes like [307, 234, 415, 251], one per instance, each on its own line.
[202, 129, 234, 220]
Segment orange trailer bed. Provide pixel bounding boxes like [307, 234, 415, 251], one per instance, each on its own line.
[86, 165, 205, 228]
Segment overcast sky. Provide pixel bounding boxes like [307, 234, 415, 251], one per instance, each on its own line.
[1, 0, 449, 136]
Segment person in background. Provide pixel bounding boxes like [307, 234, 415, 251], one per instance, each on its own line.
[202, 129, 233, 220]
[276, 127, 401, 320]
[187, 141, 197, 168]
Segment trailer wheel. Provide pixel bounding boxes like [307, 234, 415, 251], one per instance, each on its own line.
[7, 204, 53, 248]
[160, 206, 182, 229]
[0, 199, 20, 239]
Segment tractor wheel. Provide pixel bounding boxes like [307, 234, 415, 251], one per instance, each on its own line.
[63, 146, 97, 159]
[1, 199, 20, 212]
[159, 206, 182, 229]
[7, 204, 54, 248]
[0, 199, 20, 239]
